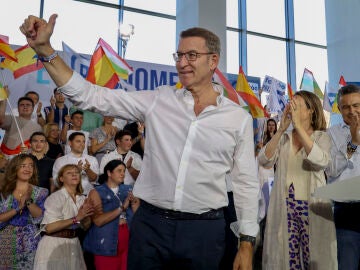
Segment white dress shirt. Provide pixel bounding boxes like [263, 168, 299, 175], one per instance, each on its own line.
[59, 72, 259, 236]
[52, 151, 99, 195]
[326, 122, 360, 183]
[100, 149, 142, 185]
[64, 130, 90, 155]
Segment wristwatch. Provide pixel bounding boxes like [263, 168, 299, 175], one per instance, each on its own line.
[240, 234, 256, 246]
[25, 198, 34, 207]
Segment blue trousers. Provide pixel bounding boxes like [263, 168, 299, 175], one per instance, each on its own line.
[128, 203, 226, 270]
[336, 229, 360, 270]
[334, 202, 360, 270]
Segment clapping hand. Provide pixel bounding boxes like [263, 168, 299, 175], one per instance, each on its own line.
[278, 103, 292, 133]
[77, 199, 94, 221]
[126, 156, 133, 169]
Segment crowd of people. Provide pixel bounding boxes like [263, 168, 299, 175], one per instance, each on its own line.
[0, 13, 358, 270]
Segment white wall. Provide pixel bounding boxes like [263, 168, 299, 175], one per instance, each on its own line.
[325, 0, 360, 85]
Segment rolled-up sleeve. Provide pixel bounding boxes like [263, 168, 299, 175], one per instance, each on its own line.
[305, 132, 331, 171]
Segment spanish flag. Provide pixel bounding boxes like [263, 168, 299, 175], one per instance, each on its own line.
[0, 35, 17, 62]
[0, 45, 43, 79]
[236, 66, 268, 118]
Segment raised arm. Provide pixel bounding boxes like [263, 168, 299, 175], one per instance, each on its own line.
[20, 15, 73, 87]
[264, 104, 291, 159]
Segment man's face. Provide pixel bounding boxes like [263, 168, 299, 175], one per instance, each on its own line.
[338, 93, 360, 125]
[117, 135, 133, 152]
[18, 100, 34, 117]
[175, 37, 218, 91]
[71, 114, 83, 129]
[69, 135, 85, 154]
[30, 135, 47, 153]
[26, 93, 39, 105]
[54, 91, 65, 103]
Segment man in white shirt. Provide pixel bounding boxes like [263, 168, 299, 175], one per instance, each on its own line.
[326, 84, 360, 270]
[52, 131, 99, 195]
[60, 110, 90, 155]
[100, 130, 142, 185]
[21, 15, 259, 270]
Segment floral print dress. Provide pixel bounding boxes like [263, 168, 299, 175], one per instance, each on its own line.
[0, 185, 48, 269]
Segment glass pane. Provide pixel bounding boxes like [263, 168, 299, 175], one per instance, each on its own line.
[247, 0, 285, 37]
[247, 35, 287, 83]
[296, 44, 328, 92]
[96, 0, 119, 4]
[226, 30, 239, 74]
[124, 0, 176, 16]
[44, 0, 119, 54]
[294, 0, 326, 45]
[0, 0, 40, 46]
[122, 11, 176, 65]
[226, 0, 239, 28]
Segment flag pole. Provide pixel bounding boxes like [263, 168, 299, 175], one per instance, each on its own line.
[0, 69, 25, 146]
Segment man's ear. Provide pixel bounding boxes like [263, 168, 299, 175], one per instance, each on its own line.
[209, 54, 219, 71]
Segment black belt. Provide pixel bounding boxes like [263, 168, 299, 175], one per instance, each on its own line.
[41, 229, 79, 238]
[140, 200, 224, 220]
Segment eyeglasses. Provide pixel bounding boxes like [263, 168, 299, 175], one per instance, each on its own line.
[173, 51, 214, 62]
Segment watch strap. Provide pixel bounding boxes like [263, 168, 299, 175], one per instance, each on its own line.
[239, 234, 256, 246]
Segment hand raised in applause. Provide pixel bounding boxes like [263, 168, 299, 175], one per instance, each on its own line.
[348, 112, 360, 145]
[278, 103, 292, 133]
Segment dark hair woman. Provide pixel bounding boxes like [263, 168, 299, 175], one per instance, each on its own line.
[84, 159, 139, 270]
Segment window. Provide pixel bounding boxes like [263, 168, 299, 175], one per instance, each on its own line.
[44, 0, 119, 54]
[247, 0, 285, 38]
[124, 0, 176, 16]
[247, 35, 287, 83]
[295, 44, 328, 91]
[226, 0, 239, 28]
[294, 0, 326, 45]
[122, 11, 176, 65]
[226, 30, 240, 74]
[0, 0, 40, 46]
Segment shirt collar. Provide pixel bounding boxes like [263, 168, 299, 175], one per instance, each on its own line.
[179, 82, 224, 106]
[68, 151, 85, 158]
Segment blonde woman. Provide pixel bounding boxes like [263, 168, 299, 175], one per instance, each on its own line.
[34, 164, 93, 269]
[43, 123, 64, 159]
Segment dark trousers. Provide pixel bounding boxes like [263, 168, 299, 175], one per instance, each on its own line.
[219, 192, 239, 270]
[128, 202, 226, 270]
[334, 202, 360, 270]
